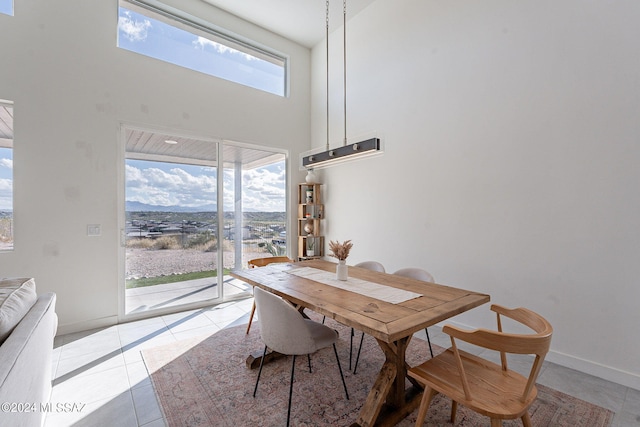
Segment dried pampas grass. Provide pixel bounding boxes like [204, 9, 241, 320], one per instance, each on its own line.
[328, 239, 353, 261]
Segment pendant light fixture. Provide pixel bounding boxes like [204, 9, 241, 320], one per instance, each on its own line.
[302, 0, 380, 169]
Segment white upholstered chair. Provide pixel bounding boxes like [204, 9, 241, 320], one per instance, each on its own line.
[393, 267, 434, 283]
[245, 256, 293, 334]
[252, 287, 349, 427]
[393, 267, 436, 358]
[354, 260, 386, 273]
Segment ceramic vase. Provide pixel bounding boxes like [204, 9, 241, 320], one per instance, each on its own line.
[336, 260, 348, 281]
[305, 169, 317, 183]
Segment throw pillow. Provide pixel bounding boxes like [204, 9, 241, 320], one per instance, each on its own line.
[0, 278, 38, 344]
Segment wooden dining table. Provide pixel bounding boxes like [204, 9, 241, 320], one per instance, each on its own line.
[231, 259, 490, 427]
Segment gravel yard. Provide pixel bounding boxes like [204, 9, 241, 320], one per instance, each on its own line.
[125, 247, 266, 279]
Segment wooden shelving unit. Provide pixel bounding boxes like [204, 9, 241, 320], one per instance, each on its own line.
[297, 183, 324, 260]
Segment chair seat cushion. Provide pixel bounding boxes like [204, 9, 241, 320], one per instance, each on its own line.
[304, 319, 338, 352]
[0, 278, 38, 344]
[409, 348, 537, 419]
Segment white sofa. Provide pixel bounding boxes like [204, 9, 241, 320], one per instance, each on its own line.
[0, 278, 57, 427]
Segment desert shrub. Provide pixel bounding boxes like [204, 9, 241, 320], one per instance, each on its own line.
[264, 242, 286, 256]
[202, 240, 218, 252]
[0, 218, 12, 243]
[187, 231, 215, 248]
[126, 237, 155, 249]
[153, 236, 180, 250]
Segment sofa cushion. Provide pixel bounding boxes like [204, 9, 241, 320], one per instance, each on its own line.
[0, 278, 38, 344]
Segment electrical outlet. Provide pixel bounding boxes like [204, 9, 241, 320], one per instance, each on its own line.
[87, 224, 101, 236]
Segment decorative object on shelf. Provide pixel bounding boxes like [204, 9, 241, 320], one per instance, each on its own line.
[306, 188, 314, 203]
[329, 239, 353, 281]
[305, 168, 317, 183]
[304, 221, 314, 235]
[301, 0, 380, 169]
[307, 238, 315, 257]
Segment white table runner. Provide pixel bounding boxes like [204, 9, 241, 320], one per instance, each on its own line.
[288, 267, 421, 304]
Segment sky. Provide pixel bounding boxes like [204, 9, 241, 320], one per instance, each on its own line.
[126, 159, 286, 212]
[0, 0, 12, 16]
[117, 7, 285, 96]
[0, 148, 12, 211]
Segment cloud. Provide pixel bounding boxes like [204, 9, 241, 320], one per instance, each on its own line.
[126, 164, 216, 208]
[0, 178, 12, 210]
[126, 161, 285, 212]
[0, 178, 11, 191]
[240, 166, 286, 211]
[119, 10, 152, 42]
[0, 158, 12, 169]
[193, 36, 256, 61]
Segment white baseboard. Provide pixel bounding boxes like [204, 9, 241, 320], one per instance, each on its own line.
[56, 315, 119, 336]
[440, 319, 640, 392]
[546, 350, 640, 391]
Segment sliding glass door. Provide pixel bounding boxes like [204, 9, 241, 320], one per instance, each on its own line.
[122, 126, 286, 316]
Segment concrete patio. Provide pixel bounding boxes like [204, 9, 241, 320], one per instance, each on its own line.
[125, 274, 252, 315]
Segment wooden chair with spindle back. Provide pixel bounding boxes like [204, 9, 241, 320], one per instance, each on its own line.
[408, 304, 553, 427]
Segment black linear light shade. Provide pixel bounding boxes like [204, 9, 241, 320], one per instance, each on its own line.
[302, 138, 380, 168]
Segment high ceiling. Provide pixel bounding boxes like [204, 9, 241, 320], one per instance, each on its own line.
[1, 2, 383, 160]
[201, 0, 377, 48]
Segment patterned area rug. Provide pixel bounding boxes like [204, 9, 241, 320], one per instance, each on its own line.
[142, 317, 614, 427]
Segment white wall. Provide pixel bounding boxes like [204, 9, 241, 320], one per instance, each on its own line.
[0, 1, 310, 332]
[311, 0, 640, 389]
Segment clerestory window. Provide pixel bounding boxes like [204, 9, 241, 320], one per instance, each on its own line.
[118, 0, 288, 97]
[0, 0, 13, 16]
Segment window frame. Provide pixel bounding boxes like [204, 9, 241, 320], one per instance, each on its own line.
[0, 99, 14, 252]
[118, 0, 289, 97]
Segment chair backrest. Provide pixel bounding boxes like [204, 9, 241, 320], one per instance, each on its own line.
[392, 267, 434, 283]
[248, 256, 293, 268]
[443, 304, 553, 402]
[253, 287, 318, 355]
[355, 261, 386, 273]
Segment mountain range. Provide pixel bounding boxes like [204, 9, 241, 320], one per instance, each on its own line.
[125, 201, 267, 213]
[126, 201, 218, 212]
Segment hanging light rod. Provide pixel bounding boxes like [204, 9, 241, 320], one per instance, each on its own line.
[302, 137, 380, 168]
[302, 0, 382, 170]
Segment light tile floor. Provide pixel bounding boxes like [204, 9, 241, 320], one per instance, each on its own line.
[46, 294, 640, 427]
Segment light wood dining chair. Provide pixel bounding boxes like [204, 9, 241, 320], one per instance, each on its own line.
[245, 256, 293, 334]
[252, 287, 349, 427]
[408, 304, 553, 427]
[393, 268, 436, 358]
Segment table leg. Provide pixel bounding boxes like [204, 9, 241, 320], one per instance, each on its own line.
[352, 336, 422, 427]
[245, 349, 286, 369]
[353, 360, 396, 427]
